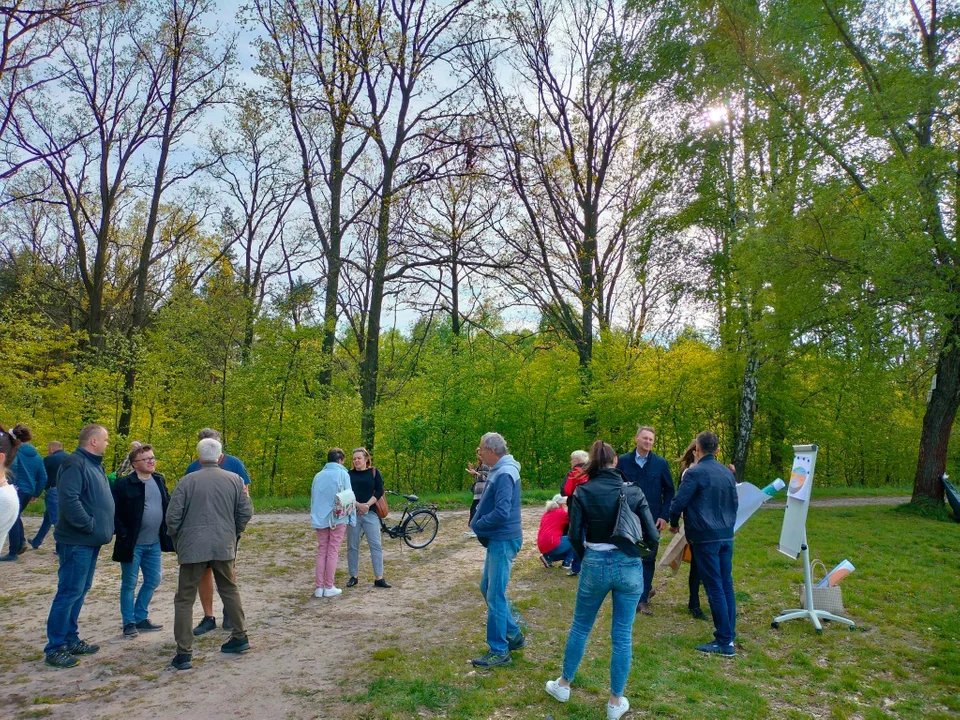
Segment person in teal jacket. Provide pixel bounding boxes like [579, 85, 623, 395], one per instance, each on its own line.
[1, 424, 47, 561]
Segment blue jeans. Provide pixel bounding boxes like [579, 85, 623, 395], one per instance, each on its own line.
[120, 542, 162, 625]
[31, 487, 58, 549]
[693, 540, 736, 645]
[45, 544, 101, 654]
[479, 537, 523, 654]
[544, 536, 576, 566]
[561, 549, 644, 696]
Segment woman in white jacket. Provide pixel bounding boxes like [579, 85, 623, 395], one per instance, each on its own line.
[0, 425, 22, 555]
[310, 448, 356, 598]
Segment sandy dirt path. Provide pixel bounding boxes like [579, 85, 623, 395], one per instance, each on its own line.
[1, 507, 491, 720]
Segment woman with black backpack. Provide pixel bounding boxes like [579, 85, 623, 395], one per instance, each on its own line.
[544, 440, 659, 720]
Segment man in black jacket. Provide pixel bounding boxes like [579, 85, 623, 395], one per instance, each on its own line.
[617, 425, 674, 615]
[31, 441, 68, 550]
[668, 431, 738, 657]
[112, 444, 174, 637]
[43, 424, 115, 669]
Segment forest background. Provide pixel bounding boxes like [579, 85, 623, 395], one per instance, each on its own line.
[0, 0, 957, 504]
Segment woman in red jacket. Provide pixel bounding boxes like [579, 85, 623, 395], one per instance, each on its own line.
[537, 495, 576, 571]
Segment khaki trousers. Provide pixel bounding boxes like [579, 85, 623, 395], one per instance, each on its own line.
[174, 559, 246, 654]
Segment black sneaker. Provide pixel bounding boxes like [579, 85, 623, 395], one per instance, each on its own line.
[222, 612, 232, 630]
[0, 554, 18, 562]
[374, 578, 392, 588]
[45, 649, 80, 668]
[507, 631, 526, 651]
[66, 639, 99, 655]
[689, 608, 707, 620]
[221, 635, 250, 654]
[123, 623, 139, 637]
[696, 641, 736, 657]
[193, 616, 217, 636]
[346, 576, 358, 587]
[170, 653, 193, 670]
[136, 619, 162, 632]
[471, 650, 512, 668]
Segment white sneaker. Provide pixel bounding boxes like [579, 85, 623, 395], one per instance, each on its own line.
[463, 531, 476, 537]
[607, 696, 630, 720]
[314, 588, 324, 598]
[545, 678, 570, 702]
[323, 587, 342, 597]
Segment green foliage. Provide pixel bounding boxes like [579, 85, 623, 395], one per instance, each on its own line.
[0, 258, 936, 496]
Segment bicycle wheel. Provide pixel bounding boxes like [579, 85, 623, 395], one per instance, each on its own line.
[402, 509, 439, 549]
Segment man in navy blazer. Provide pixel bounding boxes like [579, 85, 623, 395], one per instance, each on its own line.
[618, 425, 674, 615]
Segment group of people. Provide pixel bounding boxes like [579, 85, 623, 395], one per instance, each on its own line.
[1, 423, 255, 672]
[469, 426, 738, 720]
[4, 416, 739, 717]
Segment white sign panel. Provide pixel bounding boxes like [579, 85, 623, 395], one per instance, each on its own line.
[778, 445, 818, 559]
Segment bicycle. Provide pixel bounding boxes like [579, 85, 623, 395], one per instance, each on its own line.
[378, 490, 440, 549]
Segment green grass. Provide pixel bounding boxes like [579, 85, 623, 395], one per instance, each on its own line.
[346, 505, 959, 719]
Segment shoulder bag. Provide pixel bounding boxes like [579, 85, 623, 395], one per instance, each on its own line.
[370, 468, 389, 519]
[611, 486, 652, 557]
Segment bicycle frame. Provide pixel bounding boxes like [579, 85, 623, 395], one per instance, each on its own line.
[378, 490, 438, 541]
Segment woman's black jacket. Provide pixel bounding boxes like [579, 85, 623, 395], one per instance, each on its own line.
[111, 472, 175, 562]
[568, 467, 660, 560]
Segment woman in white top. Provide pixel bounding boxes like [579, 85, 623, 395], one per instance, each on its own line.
[0, 425, 22, 555]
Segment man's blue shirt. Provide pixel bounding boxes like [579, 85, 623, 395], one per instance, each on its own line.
[185, 454, 250, 485]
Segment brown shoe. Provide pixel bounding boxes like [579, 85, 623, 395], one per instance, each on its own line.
[648, 588, 657, 599]
[638, 602, 653, 616]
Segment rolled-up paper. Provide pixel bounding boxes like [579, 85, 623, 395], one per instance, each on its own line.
[735, 478, 786, 532]
[815, 559, 855, 587]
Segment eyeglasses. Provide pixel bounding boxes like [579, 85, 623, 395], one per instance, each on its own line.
[136, 457, 157, 463]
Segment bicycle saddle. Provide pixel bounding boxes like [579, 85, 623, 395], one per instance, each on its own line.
[404, 494, 418, 502]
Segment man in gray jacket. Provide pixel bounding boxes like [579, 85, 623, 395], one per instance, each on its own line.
[43, 424, 114, 669]
[166, 437, 253, 670]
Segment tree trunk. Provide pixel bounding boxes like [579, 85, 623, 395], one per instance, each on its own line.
[912, 313, 960, 504]
[731, 349, 759, 482]
[360, 168, 394, 451]
[318, 132, 345, 390]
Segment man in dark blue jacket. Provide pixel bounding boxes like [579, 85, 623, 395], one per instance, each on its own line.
[31, 441, 68, 550]
[617, 425, 674, 615]
[470, 431, 524, 668]
[669, 431, 738, 657]
[43, 424, 115, 669]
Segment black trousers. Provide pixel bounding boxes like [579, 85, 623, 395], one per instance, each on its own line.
[688, 550, 703, 610]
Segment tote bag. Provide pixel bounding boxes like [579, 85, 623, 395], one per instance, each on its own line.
[333, 474, 356, 519]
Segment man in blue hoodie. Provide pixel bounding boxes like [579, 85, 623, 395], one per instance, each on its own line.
[43, 424, 115, 668]
[470, 432, 524, 668]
